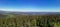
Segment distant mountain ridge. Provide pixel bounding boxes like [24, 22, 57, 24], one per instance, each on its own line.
[0, 11, 60, 15]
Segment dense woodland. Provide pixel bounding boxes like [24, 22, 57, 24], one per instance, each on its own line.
[0, 14, 60, 27]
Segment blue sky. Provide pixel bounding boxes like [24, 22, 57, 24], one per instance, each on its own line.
[0, 0, 60, 12]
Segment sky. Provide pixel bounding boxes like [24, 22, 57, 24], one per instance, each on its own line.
[0, 0, 60, 12]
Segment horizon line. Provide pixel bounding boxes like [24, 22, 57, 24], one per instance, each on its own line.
[0, 9, 60, 12]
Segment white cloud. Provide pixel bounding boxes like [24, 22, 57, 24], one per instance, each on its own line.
[0, 9, 60, 12]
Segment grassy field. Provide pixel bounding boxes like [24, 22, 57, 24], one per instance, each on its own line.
[0, 14, 60, 27]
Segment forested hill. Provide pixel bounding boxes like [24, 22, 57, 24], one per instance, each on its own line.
[0, 11, 60, 27]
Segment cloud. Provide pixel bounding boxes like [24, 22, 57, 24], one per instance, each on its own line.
[0, 9, 60, 12]
[0, 9, 41, 12]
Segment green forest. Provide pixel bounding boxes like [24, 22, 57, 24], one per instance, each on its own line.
[0, 14, 60, 27]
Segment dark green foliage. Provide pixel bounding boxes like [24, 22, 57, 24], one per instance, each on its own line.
[0, 14, 60, 27]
